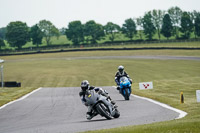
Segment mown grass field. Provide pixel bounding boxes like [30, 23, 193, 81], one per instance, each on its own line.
[22, 31, 198, 47]
[0, 46, 200, 133]
[2, 32, 199, 50]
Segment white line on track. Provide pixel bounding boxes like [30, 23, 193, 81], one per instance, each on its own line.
[0, 87, 42, 110]
[132, 94, 187, 119]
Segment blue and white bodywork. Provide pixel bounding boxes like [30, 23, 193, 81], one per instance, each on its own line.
[119, 76, 132, 100]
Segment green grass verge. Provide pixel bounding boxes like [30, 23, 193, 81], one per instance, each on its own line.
[99, 41, 200, 48]
[2, 34, 200, 51]
[0, 87, 35, 106]
[19, 40, 200, 49]
[0, 48, 200, 133]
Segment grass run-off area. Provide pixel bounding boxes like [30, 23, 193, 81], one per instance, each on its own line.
[0, 47, 200, 133]
[3, 38, 200, 51]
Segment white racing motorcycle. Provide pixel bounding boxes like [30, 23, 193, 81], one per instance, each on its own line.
[85, 89, 120, 120]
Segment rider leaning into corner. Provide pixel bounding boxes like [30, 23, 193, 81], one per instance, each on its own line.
[79, 80, 116, 120]
[115, 65, 133, 91]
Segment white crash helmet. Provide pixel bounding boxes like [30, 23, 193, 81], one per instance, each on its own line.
[118, 65, 124, 75]
[81, 80, 90, 91]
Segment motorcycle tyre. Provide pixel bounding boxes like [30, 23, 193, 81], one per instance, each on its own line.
[113, 109, 120, 118]
[96, 103, 112, 120]
[124, 89, 130, 100]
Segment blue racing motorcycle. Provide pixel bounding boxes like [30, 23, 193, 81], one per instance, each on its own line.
[118, 77, 132, 100]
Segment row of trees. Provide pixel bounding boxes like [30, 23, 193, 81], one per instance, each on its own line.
[66, 7, 200, 44]
[0, 6, 200, 50]
[0, 20, 60, 49]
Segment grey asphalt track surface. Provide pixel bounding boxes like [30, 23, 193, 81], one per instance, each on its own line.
[0, 87, 180, 133]
[6, 55, 200, 63]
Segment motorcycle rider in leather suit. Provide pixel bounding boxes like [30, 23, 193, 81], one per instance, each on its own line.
[115, 65, 132, 91]
[79, 80, 116, 120]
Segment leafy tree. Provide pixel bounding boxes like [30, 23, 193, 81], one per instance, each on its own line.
[52, 26, 60, 40]
[190, 11, 200, 38]
[136, 17, 143, 40]
[121, 18, 137, 40]
[0, 39, 5, 50]
[168, 6, 182, 38]
[84, 20, 105, 44]
[0, 27, 6, 39]
[180, 12, 193, 39]
[38, 20, 59, 45]
[142, 12, 156, 40]
[194, 12, 200, 37]
[161, 14, 173, 39]
[188, 11, 196, 38]
[60, 27, 66, 35]
[104, 22, 120, 42]
[30, 24, 43, 47]
[151, 9, 165, 40]
[65, 21, 84, 45]
[6, 21, 30, 49]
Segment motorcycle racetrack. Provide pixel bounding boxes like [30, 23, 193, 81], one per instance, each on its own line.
[0, 86, 184, 133]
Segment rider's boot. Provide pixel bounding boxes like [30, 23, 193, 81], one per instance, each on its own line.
[86, 111, 98, 120]
[111, 100, 116, 105]
[116, 86, 120, 90]
[86, 112, 93, 120]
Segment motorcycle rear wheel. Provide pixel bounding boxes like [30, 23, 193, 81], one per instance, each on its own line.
[113, 109, 120, 118]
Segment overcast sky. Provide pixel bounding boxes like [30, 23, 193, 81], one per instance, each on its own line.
[0, 0, 200, 29]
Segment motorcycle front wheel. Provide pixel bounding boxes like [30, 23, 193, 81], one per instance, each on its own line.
[124, 89, 130, 100]
[96, 103, 112, 120]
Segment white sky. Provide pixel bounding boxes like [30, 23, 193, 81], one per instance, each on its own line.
[0, 0, 200, 29]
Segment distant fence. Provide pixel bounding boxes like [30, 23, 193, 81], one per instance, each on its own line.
[0, 38, 200, 56]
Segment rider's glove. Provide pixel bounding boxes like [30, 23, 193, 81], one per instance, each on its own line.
[98, 89, 103, 95]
